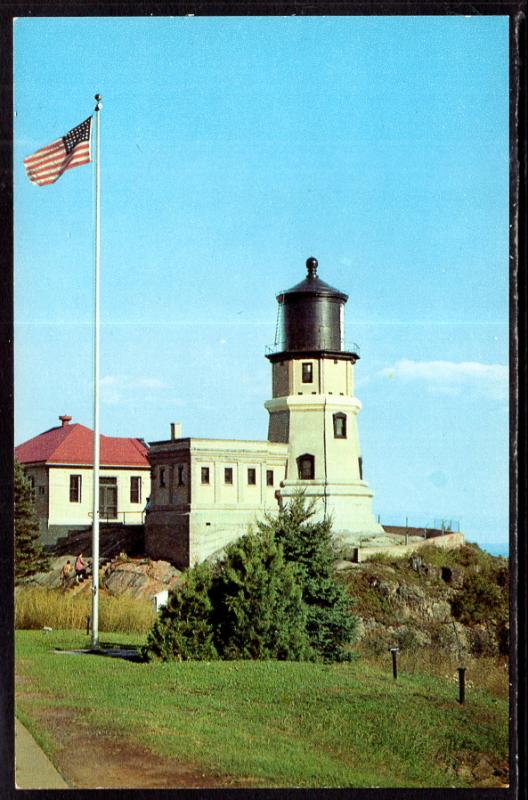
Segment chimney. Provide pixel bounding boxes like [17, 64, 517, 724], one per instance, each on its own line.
[59, 415, 72, 427]
[170, 422, 182, 441]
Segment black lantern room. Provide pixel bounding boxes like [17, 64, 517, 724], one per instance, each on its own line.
[267, 257, 359, 363]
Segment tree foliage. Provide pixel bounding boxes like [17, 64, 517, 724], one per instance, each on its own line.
[144, 494, 358, 663]
[144, 562, 218, 661]
[451, 568, 508, 626]
[14, 459, 49, 581]
[210, 530, 311, 660]
[257, 494, 358, 661]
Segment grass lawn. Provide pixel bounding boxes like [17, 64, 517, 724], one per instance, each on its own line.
[15, 630, 509, 788]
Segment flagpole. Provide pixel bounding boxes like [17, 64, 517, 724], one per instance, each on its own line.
[91, 93, 102, 649]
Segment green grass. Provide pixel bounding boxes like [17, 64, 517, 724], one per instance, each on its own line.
[15, 630, 508, 788]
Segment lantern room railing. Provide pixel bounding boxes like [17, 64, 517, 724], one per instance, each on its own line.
[265, 339, 360, 356]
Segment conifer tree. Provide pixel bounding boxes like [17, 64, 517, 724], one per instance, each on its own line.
[210, 530, 311, 660]
[144, 530, 311, 662]
[14, 459, 49, 581]
[144, 562, 217, 661]
[258, 493, 358, 661]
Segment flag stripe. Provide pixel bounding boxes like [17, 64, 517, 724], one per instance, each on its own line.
[23, 139, 63, 165]
[28, 149, 91, 186]
[25, 144, 90, 178]
[24, 118, 92, 186]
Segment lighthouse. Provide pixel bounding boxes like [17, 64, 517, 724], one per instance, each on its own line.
[265, 257, 383, 541]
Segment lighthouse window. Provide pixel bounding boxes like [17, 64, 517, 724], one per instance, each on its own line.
[159, 468, 166, 488]
[177, 465, 184, 486]
[247, 468, 257, 485]
[333, 413, 347, 439]
[201, 467, 210, 485]
[302, 362, 313, 383]
[297, 454, 315, 480]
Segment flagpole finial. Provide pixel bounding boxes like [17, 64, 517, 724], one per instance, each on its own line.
[95, 93, 102, 112]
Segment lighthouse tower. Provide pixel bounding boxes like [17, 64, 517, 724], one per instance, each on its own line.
[265, 257, 383, 541]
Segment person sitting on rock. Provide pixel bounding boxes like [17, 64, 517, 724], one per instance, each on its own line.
[75, 553, 87, 582]
[61, 560, 73, 591]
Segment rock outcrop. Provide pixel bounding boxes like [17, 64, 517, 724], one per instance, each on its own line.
[103, 557, 182, 600]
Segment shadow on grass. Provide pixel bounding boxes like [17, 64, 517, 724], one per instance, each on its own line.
[54, 642, 147, 663]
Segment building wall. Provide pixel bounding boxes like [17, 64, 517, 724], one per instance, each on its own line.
[266, 355, 383, 538]
[47, 466, 150, 528]
[144, 509, 190, 567]
[271, 356, 354, 398]
[145, 438, 288, 567]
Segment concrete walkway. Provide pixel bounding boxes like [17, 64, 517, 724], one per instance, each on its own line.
[15, 718, 69, 789]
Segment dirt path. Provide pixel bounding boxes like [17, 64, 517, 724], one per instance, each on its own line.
[26, 705, 254, 789]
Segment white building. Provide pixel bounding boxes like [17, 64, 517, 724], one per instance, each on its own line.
[145, 257, 382, 568]
[15, 415, 151, 546]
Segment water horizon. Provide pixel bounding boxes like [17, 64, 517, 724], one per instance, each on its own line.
[476, 541, 509, 558]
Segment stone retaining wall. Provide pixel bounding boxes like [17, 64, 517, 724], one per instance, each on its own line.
[352, 532, 465, 563]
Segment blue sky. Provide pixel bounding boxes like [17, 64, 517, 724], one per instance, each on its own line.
[14, 15, 509, 547]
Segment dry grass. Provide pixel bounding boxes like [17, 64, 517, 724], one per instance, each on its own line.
[356, 644, 509, 701]
[15, 587, 155, 634]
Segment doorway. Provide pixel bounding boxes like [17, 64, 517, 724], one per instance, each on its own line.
[99, 476, 117, 519]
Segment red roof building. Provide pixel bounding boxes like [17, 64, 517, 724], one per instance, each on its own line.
[16, 416, 151, 546]
[16, 416, 149, 468]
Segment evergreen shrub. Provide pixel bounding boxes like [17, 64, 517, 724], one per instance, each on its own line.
[14, 459, 49, 581]
[257, 494, 358, 661]
[144, 494, 358, 662]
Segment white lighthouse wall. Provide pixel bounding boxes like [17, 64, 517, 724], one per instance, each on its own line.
[266, 357, 383, 540]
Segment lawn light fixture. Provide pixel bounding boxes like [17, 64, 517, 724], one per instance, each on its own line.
[458, 666, 466, 704]
[390, 647, 399, 680]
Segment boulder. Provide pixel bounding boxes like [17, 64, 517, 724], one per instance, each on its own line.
[103, 558, 182, 600]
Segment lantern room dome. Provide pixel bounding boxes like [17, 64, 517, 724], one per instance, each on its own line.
[267, 257, 358, 361]
[277, 257, 348, 303]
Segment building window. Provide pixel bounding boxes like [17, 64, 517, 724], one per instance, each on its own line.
[69, 474, 82, 502]
[266, 469, 274, 487]
[302, 362, 313, 383]
[358, 456, 363, 480]
[297, 453, 315, 480]
[201, 466, 210, 485]
[333, 412, 347, 439]
[130, 476, 142, 504]
[225, 467, 233, 484]
[177, 465, 184, 486]
[38, 486, 45, 496]
[247, 468, 256, 485]
[159, 468, 166, 488]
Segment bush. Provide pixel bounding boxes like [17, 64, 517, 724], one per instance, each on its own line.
[145, 531, 311, 662]
[451, 571, 506, 626]
[258, 494, 358, 661]
[144, 563, 218, 661]
[210, 531, 311, 660]
[144, 496, 357, 662]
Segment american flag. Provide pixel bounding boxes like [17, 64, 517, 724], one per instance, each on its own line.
[24, 117, 92, 186]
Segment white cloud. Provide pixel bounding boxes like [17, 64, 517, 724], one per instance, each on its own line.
[101, 375, 167, 405]
[377, 359, 508, 400]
